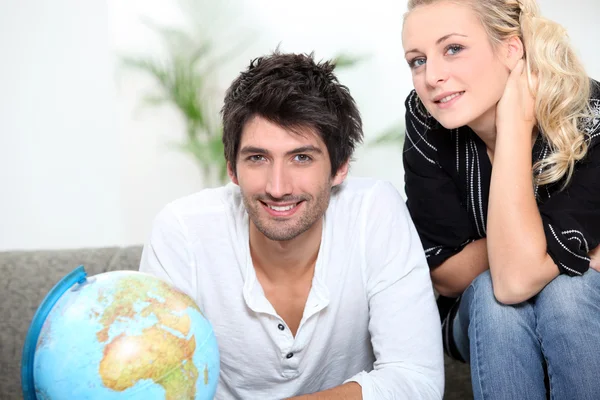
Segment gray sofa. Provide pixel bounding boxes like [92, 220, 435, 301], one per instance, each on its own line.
[0, 246, 473, 399]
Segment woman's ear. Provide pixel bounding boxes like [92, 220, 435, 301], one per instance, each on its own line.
[503, 35, 525, 69]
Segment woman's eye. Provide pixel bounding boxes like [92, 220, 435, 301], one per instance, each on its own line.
[409, 58, 426, 69]
[446, 45, 464, 55]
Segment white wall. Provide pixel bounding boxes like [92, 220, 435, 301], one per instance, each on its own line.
[1, 0, 599, 251]
[0, 0, 122, 251]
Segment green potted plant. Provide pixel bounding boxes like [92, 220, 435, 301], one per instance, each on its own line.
[120, 19, 237, 187]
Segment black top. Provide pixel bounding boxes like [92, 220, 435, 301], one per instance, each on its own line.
[403, 83, 600, 278]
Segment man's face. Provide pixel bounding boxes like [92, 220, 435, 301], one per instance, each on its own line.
[229, 116, 348, 242]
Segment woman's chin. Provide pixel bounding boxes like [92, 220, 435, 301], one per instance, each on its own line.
[435, 117, 468, 130]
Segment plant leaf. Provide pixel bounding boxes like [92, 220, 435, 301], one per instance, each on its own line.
[369, 123, 406, 147]
[332, 53, 367, 69]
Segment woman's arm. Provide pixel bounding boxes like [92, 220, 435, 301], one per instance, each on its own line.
[487, 60, 559, 304]
[430, 238, 488, 297]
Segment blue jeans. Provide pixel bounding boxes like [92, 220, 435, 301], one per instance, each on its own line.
[452, 269, 600, 400]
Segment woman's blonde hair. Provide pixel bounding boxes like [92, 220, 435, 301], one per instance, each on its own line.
[406, 0, 593, 188]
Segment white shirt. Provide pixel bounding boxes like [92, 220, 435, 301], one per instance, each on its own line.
[139, 177, 444, 399]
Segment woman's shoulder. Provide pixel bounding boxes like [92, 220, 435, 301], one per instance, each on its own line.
[403, 90, 467, 166]
[404, 90, 429, 125]
[583, 79, 600, 144]
[588, 78, 600, 116]
[403, 90, 442, 165]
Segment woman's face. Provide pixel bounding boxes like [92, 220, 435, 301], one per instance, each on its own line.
[402, 1, 511, 132]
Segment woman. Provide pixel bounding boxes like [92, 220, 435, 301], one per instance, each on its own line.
[401, 0, 600, 399]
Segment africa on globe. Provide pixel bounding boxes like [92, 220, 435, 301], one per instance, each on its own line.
[21, 266, 220, 400]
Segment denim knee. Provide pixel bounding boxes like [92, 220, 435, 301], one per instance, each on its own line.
[465, 270, 533, 331]
[534, 269, 600, 323]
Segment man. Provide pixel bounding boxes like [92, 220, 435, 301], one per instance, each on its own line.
[140, 51, 444, 399]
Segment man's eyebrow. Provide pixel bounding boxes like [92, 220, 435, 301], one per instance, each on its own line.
[239, 145, 324, 156]
[404, 33, 468, 55]
[285, 145, 323, 156]
[239, 146, 269, 155]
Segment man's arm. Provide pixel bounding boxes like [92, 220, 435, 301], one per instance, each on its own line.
[287, 382, 362, 400]
[352, 181, 444, 399]
[350, 181, 444, 399]
[139, 204, 196, 300]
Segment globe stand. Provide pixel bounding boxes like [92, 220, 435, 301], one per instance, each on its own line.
[21, 265, 89, 400]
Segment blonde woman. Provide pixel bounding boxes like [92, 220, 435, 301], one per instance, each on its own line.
[401, 0, 600, 399]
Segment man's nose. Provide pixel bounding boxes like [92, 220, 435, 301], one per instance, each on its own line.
[265, 162, 292, 199]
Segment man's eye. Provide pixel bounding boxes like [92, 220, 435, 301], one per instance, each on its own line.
[248, 155, 265, 162]
[294, 154, 312, 162]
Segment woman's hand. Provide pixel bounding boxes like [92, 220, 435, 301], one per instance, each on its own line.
[495, 59, 537, 136]
[590, 245, 600, 272]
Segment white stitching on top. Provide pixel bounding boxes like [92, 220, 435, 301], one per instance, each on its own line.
[413, 91, 431, 121]
[461, 239, 474, 247]
[410, 119, 437, 152]
[562, 230, 589, 252]
[469, 140, 482, 237]
[408, 91, 432, 130]
[582, 99, 600, 134]
[425, 245, 443, 254]
[406, 128, 436, 165]
[534, 143, 549, 199]
[548, 224, 591, 262]
[560, 262, 583, 276]
[455, 130, 460, 172]
[472, 141, 486, 234]
[567, 237, 583, 248]
[465, 139, 470, 206]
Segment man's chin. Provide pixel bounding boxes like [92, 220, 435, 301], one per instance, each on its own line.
[261, 229, 301, 242]
[256, 219, 309, 242]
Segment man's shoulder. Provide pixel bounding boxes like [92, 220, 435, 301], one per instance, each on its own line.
[158, 183, 244, 226]
[331, 177, 403, 211]
[336, 176, 396, 193]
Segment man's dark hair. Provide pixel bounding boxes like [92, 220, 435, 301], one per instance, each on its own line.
[221, 51, 363, 176]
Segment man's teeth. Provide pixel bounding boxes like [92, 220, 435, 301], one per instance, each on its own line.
[439, 92, 463, 103]
[269, 204, 296, 211]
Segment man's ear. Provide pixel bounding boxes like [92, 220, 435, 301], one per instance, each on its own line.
[227, 162, 239, 185]
[332, 161, 350, 187]
[503, 35, 525, 70]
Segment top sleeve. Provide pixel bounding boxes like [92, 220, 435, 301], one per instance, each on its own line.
[139, 204, 197, 301]
[539, 129, 600, 276]
[402, 90, 476, 268]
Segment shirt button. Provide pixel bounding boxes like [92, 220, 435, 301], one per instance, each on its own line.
[286, 352, 294, 359]
[278, 323, 285, 331]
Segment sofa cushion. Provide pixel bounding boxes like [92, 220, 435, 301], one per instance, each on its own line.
[0, 246, 142, 400]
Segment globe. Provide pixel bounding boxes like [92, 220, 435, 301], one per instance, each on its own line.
[21, 266, 220, 400]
